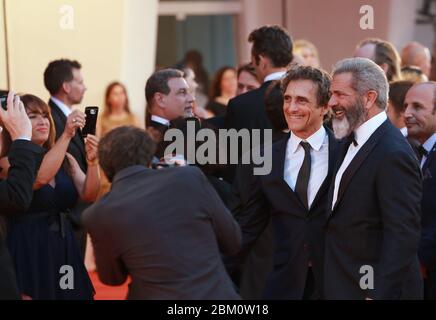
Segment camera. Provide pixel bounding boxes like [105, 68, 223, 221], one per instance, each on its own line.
[0, 95, 7, 111]
[151, 154, 188, 170]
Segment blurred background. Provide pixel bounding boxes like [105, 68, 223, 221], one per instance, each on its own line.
[1, 0, 436, 126]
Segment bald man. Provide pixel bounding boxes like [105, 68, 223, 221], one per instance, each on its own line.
[405, 82, 436, 299]
[401, 42, 432, 78]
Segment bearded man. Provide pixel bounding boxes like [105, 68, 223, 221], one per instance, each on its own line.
[324, 57, 423, 300]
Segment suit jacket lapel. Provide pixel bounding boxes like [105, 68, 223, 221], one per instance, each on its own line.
[331, 120, 391, 214]
[311, 128, 340, 210]
[269, 134, 312, 213]
[49, 99, 85, 155]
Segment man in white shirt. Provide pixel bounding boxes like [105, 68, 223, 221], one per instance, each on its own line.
[325, 57, 422, 300]
[44, 59, 87, 171]
[234, 65, 341, 299]
[404, 82, 436, 299]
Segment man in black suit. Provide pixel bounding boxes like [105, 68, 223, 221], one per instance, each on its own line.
[145, 69, 195, 159]
[44, 59, 87, 171]
[224, 25, 293, 182]
[233, 66, 340, 299]
[404, 82, 436, 299]
[43, 59, 88, 257]
[83, 127, 241, 300]
[0, 92, 44, 299]
[325, 57, 422, 300]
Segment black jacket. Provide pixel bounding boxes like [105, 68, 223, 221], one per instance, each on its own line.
[48, 99, 87, 172]
[324, 120, 423, 300]
[0, 140, 44, 299]
[233, 129, 340, 299]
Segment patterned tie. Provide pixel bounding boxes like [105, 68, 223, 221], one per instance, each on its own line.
[295, 141, 312, 210]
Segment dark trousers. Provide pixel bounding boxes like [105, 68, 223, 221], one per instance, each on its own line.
[424, 271, 436, 300]
[303, 267, 315, 300]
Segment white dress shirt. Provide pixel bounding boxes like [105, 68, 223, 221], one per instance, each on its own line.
[420, 133, 436, 169]
[50, 96, 72, 117]
[400, 127, 408, 137]
[284, 126, 329, 209]
[332, 111, 387, 209]
[264, 71, 286, 83]
[151, 115, 170, 127]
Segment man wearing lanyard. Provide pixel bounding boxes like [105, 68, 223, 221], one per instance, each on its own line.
[405, 82, 436, 299]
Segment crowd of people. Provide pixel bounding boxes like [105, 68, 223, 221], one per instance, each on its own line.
[1, 23, 436, 300]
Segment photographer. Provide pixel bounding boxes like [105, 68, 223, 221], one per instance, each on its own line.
[83, 126, 241, 300]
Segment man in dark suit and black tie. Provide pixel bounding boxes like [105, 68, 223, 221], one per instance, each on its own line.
[145, 69, 195, 159]
[0, 92, 44, 299]
[224, 25, 293, 182]
[234, 66, 340, 299]
[325, 57, 423, 300]
[83, 126, 241, 300]
[43, 59, 89, 256]
[404, 82, 436, 299]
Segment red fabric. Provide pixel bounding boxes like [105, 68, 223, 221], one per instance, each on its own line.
[89, 271, 129, 300]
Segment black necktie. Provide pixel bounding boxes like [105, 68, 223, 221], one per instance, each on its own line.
[418, 145, 429, 161]
[295, 141, 312, 210]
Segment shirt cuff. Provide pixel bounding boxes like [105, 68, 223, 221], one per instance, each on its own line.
[16, 136, 31, 141]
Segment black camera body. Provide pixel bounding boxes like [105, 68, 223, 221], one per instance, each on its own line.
[0, 95, 7, 111]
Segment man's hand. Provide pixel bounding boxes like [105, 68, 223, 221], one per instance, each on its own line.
[0, 91, 32, 141]
[63, 110, 86, 138]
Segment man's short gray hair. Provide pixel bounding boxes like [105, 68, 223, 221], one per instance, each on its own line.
[332, 57, 389, 109]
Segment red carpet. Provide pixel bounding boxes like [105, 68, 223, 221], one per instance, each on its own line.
[89, 271, 129, 300]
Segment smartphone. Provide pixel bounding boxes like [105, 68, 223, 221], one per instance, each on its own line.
[81, 106, 99, 138]
[0, 95, 7, 111]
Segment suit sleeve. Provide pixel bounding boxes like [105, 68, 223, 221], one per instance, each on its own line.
[224, 98, 236, 130]
[0, 140, 44, 214]
[196, 167, 242, 256]
[82, 207, 128, 286]
[373, 149, 422, 299]
[232, 162, 271, 259]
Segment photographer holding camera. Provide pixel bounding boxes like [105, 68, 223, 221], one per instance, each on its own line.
[83, 126, 241, 300]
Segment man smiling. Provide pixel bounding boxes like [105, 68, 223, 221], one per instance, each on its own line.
[235, 65, 340, 299]
[325, 57, 422, 300]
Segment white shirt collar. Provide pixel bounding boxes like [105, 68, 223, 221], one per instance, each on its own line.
[288, 126, 327, 154]
[422, 133, 436, 152]
[400, 127, 408, 137]
[50, 96, 72, 117]
[151, 115, 170, 126]
[264, 71, 286, 83]
[354, 111, 387, 146]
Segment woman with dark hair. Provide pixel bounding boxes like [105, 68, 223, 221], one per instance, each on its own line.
[97, 82, 139, 137]
[0, 94, 99, 300]
[205, 66, 237, 117]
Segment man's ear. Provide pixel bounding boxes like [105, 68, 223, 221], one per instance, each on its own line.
[365, 90, 378, 110]
[154, 92, 166, 109]
[258, 54, 269, 70]
[320, 104, 330, 117]
[62, 82, 71, 94]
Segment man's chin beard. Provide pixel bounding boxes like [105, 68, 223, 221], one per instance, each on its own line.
[332, 117, 351, 139]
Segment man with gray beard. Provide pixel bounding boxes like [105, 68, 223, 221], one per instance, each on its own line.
[324, 57, 423, 300]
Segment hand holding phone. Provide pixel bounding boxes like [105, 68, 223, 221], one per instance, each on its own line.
[1, 95, 8, 111]
[82, 106, 99, 138]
